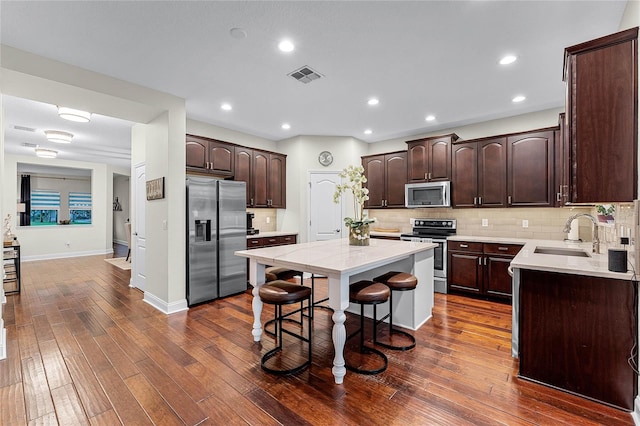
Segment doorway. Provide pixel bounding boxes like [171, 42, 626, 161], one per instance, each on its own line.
[308, 171, 344, 242]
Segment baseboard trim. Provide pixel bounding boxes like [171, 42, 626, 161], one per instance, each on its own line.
[22, 249, 112, 262]
[632, 396, 640, 425]
[0, 324, 6, 360]
[143, 292, 189, 315]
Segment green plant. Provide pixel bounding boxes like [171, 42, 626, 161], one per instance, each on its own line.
[596, 204, 615, 216]
[333, 165, 376, 229]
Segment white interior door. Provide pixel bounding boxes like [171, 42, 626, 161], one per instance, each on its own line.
[132, 163, 146, 291]
[309, 171, 343, 242]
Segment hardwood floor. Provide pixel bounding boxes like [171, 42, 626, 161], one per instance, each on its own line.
[1, 254, 634, 425]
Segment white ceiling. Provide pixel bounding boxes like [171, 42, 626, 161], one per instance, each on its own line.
[1, 1, 629, 168]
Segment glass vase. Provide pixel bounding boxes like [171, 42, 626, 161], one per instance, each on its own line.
[348, 223, 370, 246]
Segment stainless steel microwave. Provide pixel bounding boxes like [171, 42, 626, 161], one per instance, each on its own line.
[405, 181, 451, 208]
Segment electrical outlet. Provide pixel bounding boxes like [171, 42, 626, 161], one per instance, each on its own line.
[410, 218, 416, 225]
[162, 220, 167, 230]
[266, 217, 271, 224]
[482, 218, 488, 227]
[522, 220, 529, 228]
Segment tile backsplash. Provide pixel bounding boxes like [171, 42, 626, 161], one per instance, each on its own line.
[368, 206, 598, 241]
[248, 208, 277, 233]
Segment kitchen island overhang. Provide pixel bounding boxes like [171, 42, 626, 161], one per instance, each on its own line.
[235, 238, 437, 384]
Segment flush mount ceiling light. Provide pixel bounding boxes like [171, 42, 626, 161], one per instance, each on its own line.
[57, 106, 91, 123]
[425, 115, 436, 122]
[44, 130, 73, 143]
[499, 55, 518, 65]
[367, 98, 379, 106]
[278, 39, 295, 52]
[221, 103, 232, 111]
[35, 148, 58, 158]
[512, 95, 526, 103]
[364, 129, 372, 135]
[281, 123, 291, 130]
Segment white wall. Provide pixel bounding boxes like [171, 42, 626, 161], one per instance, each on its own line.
[4, 154, 110, 259]
[368, 107, 564, 154]
[276, 135, 369, 242]
[187, 119, 276, 152]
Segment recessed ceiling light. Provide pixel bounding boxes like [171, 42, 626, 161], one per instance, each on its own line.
[44, 130, 73, 144]
[57, 106, 91, 123]
[278, 40, 294, 53]
[512, 95, 526, 103]
[281, 123, 291, 130]
[499, 55, 518, 65]
[35, 148, 58, 158]
[221, 103, 232, 111]
[364, 129, 372, 135]
[367, 98, 379, 106]
[425, 115, 436, 122]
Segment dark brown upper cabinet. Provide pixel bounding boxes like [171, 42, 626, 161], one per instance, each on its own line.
[362, 151, 407, 208]
[564, 27, 638, 203]
[507, 130, 555, 207]
[406, 133, 458, 182]
[452, 138, 507, 208]
[186, 134, 234, 176]
[235, 147, 286, 208]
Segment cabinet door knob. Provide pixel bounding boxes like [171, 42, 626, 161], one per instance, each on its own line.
[428, 172, 432, 180]
[508, 195, 512, 205]
[335, 229, 341, 233]
[460, 244, 468, 248]
[478, 197, 482, 205]
[473, 197, 478, 206]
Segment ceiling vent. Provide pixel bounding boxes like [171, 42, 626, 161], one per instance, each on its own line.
[288, 66, 323, 84]
[14, 125, 36, 132]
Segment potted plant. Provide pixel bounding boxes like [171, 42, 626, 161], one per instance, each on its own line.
[333, 165, 376, 246]
[596, 204, 615, 223]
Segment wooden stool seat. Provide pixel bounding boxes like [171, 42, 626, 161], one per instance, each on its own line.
[265, 266, 303, 282]
[346, 280, 389, 375]
[259, 280, 312, 375]
[373, 271, 417, 351]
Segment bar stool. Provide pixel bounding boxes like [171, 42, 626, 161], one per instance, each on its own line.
[373, 271, 418, 351]
[259, 280, 312, 375]
[264, 267, 306, 336]
[346, 280, 390, 375]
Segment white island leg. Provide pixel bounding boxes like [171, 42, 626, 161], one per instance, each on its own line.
[328, 274, 349, 384]
[249, 260, 266, 342]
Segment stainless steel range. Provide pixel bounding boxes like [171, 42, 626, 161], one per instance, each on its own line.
[400, 219, 456, 294]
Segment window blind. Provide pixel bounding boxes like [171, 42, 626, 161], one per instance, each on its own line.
[31, 190, 60, 209]
[69, 192, 92, 209]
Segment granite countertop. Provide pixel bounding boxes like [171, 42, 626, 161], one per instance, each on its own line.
[247, 231, 298, 239]
[452, 235, 634, 280]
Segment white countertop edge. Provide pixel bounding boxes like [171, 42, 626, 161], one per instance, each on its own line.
[235, 239, 437, 276]
[370, 231, 403, 237]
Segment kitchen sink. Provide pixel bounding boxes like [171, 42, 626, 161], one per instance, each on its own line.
[534, 246, 591, 257]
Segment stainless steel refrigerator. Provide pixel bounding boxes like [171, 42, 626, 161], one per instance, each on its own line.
[186, 176, 247, 306]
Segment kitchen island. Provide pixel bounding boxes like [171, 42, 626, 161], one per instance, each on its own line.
[235, 238, 436, 384]
[510, 240, 637, 410]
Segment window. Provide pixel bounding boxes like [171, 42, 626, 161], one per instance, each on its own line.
[30, 190, 60, 226]
[69, 192, 92, 224]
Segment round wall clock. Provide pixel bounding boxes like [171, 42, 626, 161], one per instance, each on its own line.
[318, 150, 333, 166]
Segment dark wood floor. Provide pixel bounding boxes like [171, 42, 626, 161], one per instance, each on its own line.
[0, 253, 634, 425]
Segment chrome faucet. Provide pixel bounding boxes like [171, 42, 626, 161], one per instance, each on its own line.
[563, 213, 600, 254]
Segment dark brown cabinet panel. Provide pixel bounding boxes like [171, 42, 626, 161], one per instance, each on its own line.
[452, 138, 506, 208]
[267, 153, 286, 208]
[477, 138, 507, 207]
[362, 151, 407, 208]
[448, 241, 522, 300]
[247, 234, 297, 249]
[235, 147, 253, 205]
[519, 269, 637, 410]
[507, 131, 555, 207]
[555, 113, 570, 206]
[406, 134, 457, 182]
[564, 27, 638, 203]
[186, 134, 234, 176]
[451, 143, 477, 208]
[253, 151, 269, 207]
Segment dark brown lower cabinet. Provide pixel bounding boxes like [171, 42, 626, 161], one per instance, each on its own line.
[519, 269, 637, 410]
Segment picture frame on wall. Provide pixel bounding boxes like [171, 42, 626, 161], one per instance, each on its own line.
[146, 177, 165, 200]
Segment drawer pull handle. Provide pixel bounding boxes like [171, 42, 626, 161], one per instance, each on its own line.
[498, 247, 509, 251]
[460, 244, 468, 248]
